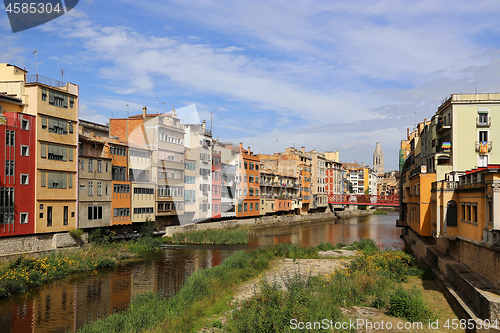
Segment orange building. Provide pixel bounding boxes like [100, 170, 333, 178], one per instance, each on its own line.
[106, 140, 132, 225]
[236, 143, 260, 218]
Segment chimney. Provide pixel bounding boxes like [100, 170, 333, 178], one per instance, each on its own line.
[142, 106, 147, 119]
[172, 107, 176, 117]
[407, 128, 409, 139]
[248, 147, 251, 154]
[239, 142, 243, 151]
[301, 146, 305, 153]
[202, 120, 206, 132]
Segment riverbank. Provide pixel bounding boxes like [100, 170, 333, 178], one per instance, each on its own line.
[0, 236, 163, 299]
[164, 209, 373, 238]
[78, 241, 462, 333]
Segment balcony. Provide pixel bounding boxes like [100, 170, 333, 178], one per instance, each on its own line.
[436, 119, 451, 133]
[476, 116, 491, 127]
[475, 141, 492, 153]
[436, 141, 452, 153]
[26, 74, 65, 88]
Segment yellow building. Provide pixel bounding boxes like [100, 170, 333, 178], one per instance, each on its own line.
[0, 63, 79, 233]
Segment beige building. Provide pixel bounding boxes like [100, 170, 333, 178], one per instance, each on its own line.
[0, 64, 79, 233]
[129, 145, 155, 224]
[308, 150, 328, 211]
[78, 133, 112, 229]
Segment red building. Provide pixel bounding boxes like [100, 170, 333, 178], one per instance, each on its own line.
[212, 149, 222, 218]
[0, 100, 36, 237]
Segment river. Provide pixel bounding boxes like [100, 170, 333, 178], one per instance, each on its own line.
[0, 212, 402, 333]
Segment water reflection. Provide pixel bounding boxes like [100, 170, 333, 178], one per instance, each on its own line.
[250, 213, 402, 250]
[0, 213, 401, 333]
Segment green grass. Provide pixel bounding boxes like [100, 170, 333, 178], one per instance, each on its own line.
[170, 226, 250, 245]
[77, 240, 433, 333]
[373, 210, 388, 215]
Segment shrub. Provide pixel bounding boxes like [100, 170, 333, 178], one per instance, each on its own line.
[69, 228, 84, 240]
[389, 286, 436, 322]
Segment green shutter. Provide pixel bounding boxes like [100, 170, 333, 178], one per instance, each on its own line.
[41, 171, 46, 187]
[41, 143, 46, 158]
[68, 147, 73, 161]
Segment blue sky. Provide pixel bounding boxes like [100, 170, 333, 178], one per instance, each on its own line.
[2, 0, 500, 171]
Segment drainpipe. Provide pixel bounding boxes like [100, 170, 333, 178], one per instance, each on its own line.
[493, 182, 500, 230]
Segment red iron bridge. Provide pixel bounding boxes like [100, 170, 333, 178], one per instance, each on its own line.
[327, 194, 399, 207]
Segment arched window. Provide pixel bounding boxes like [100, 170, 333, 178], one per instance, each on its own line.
[446, 200, 457, 226]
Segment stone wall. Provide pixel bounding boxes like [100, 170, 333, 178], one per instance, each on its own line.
[0, 232, 88, 259]
[163, 210, 373, 237]
[459, 239, 500, 291]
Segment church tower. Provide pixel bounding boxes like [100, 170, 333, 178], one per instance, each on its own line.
[373, 142, 384, 176]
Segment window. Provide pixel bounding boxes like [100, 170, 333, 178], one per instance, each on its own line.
[21, 145, 29, 156]
[89, 159, 94, 172]
[49, 90, 68, 108]
[47, 144, 68, 161]
[250, 203, 253, 211]
[479, 131, 488, 143]
[41, 89, 47, 101]
[69, 97, 74, 108]
[41, 116, 47, 128]
[97, 182, 102, 196]
[6, 130, 14, 146]
[47, 172, 68, 189]
[0, 188, 14, 225]
[244, 161, 248, 169]
[113, 208, 130, 217]
[244, 203, 248, 212]
[20, 174, 29, 185]
[88, 205, 103, 220]
[21, 119, 29, 130]
[46, 117, 68, 134]
[81, 160, 85, 171]
[446, 201, 457, 227]
[20, 213, 28, 224]
[47, 206, 52, 227]
[255, 202, 259, 210]
[5, 160, 14, 176]
[88, 182, 94, 196]
[105, 162, 109, 173]
[105, 185, 109, 195]
[63, 206, 68, 226]
[97, 160, 102, 173]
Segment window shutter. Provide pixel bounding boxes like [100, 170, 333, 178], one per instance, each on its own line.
[62, 146, 67, 161]
[49, 91, 55, 104]
[41, 171, 46, 187]
[42, 116, 47, 128]
[63, 173, 67, 189]
[63, 121, 68, 134]
[68, 174, 72, 188]
[68, 147, 73, 161]
[69, 122, 73, 133]
[63, 95, 68, 108]
[41, 143, 46, 158]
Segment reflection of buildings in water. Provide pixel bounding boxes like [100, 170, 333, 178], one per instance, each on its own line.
[131, 263, 157, 300]
[75, 277, 113, 329]
[211, 250, 222, 267]
[110, 267, 132, 313]
[4, 298, 32, 333]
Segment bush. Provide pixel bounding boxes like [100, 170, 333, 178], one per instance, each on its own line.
[69, 229, 83, 240]
[89, 228, 114, 244]
[389, 286, 436, 322]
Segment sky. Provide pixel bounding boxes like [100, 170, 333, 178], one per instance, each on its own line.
[1, 0, 500, 171]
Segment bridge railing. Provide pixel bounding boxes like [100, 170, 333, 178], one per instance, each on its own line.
[328, 194, 399, 206]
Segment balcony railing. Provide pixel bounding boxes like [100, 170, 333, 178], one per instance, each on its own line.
[436, 119, 451, 132]
[475, 141, 492, 153]
[26, 74, 65, 88]
[436, 141, 452, 153]
[476, 116, 491, 127]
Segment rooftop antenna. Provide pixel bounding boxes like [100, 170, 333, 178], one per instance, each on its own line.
[61, 69, 64, 85]
[156, 97, 158, 113]
[33, 50, 38, 77]
[126, 104, 129, 141]
[210, 111, 213, 134]
[162, 102, 165, 113]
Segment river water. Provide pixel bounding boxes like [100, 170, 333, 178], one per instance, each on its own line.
[0, 213, 402, 333]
